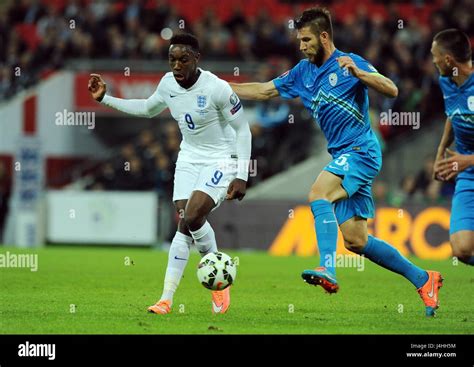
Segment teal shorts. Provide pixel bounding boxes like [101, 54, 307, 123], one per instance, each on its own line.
[323, 149, 382, 225]
[450, 177, 474, 234]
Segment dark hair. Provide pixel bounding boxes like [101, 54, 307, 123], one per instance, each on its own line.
[295, 7, 333, 39]
[434, 29, 471, 63]
[169, 33, 200, 53]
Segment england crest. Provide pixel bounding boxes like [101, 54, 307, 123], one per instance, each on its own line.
[197, 95, 207, 108]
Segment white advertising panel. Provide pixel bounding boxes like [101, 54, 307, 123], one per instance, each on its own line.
[47, 191, 157, 244]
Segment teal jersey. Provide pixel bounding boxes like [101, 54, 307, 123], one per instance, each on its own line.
[439, 73, 474, 180]
[273, 49, 381, 158]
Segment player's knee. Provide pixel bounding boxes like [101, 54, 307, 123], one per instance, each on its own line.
[451, 244, 472, 263]
[343, 234, 368, 253]
[177, 219, 191, 236]
[183, 210, 206, 231]
[308, 185, 335, 203]
[451, 236, 473, 261]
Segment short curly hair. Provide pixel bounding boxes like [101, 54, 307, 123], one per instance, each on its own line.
[169, 33, 200, 53]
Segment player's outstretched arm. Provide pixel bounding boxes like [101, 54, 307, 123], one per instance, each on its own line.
[88, 73, 166, 118]
[433, 118, 455, 181]
[229, 81, 280, 101]
[337, 56, 398, 98]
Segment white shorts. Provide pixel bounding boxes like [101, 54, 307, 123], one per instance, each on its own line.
[172, 159, 238, 208]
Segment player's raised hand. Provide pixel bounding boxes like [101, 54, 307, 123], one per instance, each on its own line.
[337, 56, 361, 78]
[225, 178, 246, 201]
[88, 73, 107, 102]
[436, 148, 474, 181]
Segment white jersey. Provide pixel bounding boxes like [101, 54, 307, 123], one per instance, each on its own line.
[149, 69, 244, 163]
[101, 68, 251, 180]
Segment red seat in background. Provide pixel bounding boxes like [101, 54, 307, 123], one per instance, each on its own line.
[15, 23, 41, 51]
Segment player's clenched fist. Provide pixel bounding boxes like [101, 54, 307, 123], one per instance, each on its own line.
[226, 178, 247, 201]
[336, 56, 361, 78]
[88, 73, 107, 102]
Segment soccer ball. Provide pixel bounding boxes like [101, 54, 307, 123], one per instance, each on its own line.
[197, 252, 237, 291]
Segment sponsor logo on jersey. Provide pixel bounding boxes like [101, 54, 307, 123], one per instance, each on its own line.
[197, 95, 207, 108]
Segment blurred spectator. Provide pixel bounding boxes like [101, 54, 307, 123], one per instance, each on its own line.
[373, 180, 389, 203]
[425, 180, 444, 204]
[413, 156, 435, 197]
[389, 174, 418, 206]
[94, 162, 116, 190]
[154, 154, 173, 195]
[0, 65, 14, 99]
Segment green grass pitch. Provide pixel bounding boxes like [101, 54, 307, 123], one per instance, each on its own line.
[0, 246, 473, 334]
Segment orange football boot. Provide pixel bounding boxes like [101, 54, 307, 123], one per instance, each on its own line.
[417, 270, 443, 317]
[211, 286, 230, 314]
[147, 300, 172, 314]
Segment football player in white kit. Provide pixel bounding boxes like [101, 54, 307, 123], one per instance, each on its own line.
[88, 33, 252, 314]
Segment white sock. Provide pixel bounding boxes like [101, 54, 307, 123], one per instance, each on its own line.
[189, 221, 218, 257]
[160, 231, 193, 303]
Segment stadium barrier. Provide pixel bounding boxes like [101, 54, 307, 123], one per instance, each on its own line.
[46, 191, 158, 245]
[209, 200, 453, 260]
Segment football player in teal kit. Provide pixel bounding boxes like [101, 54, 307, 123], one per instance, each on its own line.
[230, 7, 443, 316]
[432, 29, 474, 266]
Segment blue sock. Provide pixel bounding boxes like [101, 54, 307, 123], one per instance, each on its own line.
[361, 235, 429, 288]
[310, 199, 338, 275]
[464, 256, 474, 266]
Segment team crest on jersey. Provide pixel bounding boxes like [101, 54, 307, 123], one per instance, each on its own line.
[468, 96, 474, 111]
[329, 73, 338, 86]
[197, 95, 207, 108]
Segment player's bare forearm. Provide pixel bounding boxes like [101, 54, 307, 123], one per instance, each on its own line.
[433, 119, 454, 180]
[467, 155, 474, 166]
[437, 118, 454, 153]
[358, 71, 398, 98]
[229, 81, 279, 101]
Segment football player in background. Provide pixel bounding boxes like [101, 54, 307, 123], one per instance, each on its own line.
[432, 28, 474, 266]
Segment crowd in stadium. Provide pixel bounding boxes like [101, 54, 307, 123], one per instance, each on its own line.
[2, 0, 472, 134]
[0, 0, 471, 213]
